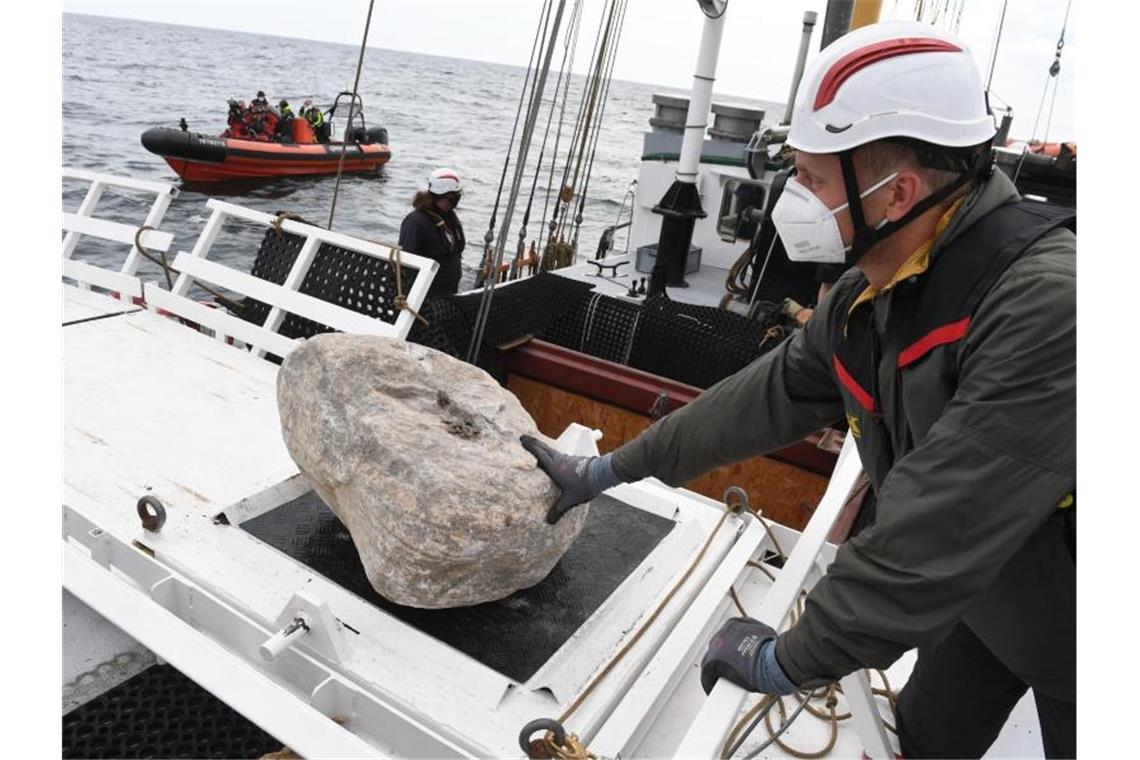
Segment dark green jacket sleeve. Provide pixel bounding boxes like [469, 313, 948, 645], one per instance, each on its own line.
[776, 238, 1076, 686]
[610, 290, 847, 486]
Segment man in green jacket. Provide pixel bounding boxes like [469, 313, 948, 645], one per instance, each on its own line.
[522, 20, 1075, 759]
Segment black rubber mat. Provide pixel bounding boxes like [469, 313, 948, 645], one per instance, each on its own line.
[241, 492, 675, 682]
[62, 664, 282, 759]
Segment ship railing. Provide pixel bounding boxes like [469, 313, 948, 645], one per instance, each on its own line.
[142, 198, 439, 360]
[62, 167, 179, 302]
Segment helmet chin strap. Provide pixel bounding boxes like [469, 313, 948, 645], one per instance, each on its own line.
[837, 149, 984, 267]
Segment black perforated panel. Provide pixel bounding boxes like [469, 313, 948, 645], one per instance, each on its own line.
[408, 272, 595, 364]
[240, 491, 674, 683]
[62, 665, 282, 759]
[240, 226, 416, 341]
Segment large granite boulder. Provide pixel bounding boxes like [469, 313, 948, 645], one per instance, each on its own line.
[275, 333, 589, 608]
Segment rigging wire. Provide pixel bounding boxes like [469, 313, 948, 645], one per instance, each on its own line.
[326, 0, 376, 229]
[553, 0, 619, 246]
[1014, 0, 1072, 184]
[536, 0, 585, 265]
[984, 0, 1009, 92]
[569, 0, 630, 253]
[551, 0, 610, 230]
[474, 0, 552, 287]
[466, 0, 569, 362]
[513, 0, 585, 279]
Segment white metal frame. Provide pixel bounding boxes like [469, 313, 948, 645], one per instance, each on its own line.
[671, 433, 896, 760]
[142, 199, 439, 358]
[62, 167, 179, 300]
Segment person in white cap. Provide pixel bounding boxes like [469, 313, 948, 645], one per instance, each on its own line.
[398, 168, 467, 299]
[523, 20, 1075, 758]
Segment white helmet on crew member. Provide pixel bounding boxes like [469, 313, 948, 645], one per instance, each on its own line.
[428, 168, 463, 196]
[787, 20, 996, 155]
[774, 21, 997, 265]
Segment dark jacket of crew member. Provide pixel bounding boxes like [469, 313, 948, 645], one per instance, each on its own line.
[520, 21, 1076, 760]
[398, 169, 466, 299]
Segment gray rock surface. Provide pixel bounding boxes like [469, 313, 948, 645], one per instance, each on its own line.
[276, 333, 589, 608]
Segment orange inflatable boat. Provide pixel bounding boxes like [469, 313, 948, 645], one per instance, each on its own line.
[141, 111, 391, 183]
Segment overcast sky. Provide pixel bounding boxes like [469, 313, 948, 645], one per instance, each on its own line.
[63, 0, 1076, 140]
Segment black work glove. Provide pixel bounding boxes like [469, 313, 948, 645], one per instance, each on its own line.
[520, 434, 612, 524]
[700, 616, 796, 695]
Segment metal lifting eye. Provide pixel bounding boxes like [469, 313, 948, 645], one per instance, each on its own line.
[519, 718, 567, 758]
[137, 495, 167, 532]
[723, 485, 751, 515]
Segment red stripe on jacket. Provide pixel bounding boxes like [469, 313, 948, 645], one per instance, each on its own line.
[897, 317, 972, 369]
[833, 355, 876, 412]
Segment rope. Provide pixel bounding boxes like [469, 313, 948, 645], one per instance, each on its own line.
[134, 225, 173, 290]
[271, 211, 306, 238]
[558, 0, 620, 244]
[387, 245, 429, 326]
[519, 0, 581, 248]
[556, 505, 737, 725]
[326, 0, 376, 229]
[536, 1, 584, 269]
[131, 225, 245, 313]
[755, 690, 836, 759]
[984, 0, 1009, 92]
[569, 0, 629, 251]
[467, 0, 568, 362]
[476, 0, 552, 289]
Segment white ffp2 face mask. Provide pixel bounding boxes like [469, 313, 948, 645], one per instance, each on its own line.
[771, 172, 898, 264]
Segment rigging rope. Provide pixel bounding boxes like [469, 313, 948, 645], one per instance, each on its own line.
[569, 0, 629, 252]
[547, 0, 617, 253]
[536, 1, 585, 267]
[474, 0, 552, 288]
[559, 0, 621, 244]
[1014, 0, 1072, 184]
[466, 0, 569, 362]
[326, 0, 376, 229]
[985, 0, 1009, 92]
[513, 0, 585, 280]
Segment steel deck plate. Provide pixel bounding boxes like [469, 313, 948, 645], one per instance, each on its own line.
[241, 492, 674, 682]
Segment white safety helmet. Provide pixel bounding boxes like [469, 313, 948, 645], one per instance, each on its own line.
[787, 20, 996, 155]
[427, 168, 463, 195]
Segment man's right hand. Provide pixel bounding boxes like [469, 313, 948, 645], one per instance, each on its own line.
[520, 435, 615, 524]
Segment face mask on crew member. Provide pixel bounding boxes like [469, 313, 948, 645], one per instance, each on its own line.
[771, 171, 898, 264]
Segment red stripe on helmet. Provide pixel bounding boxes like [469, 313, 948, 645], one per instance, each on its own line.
[814, 37, 962, 111]
[437, 172, 459, 181]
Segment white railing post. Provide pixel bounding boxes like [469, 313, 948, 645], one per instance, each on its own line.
[63, 180, 105, 265]
[122, 185, 179, 278]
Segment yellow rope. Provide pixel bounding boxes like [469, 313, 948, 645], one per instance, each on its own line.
[387, 244, 429, 326]
[270, 211, 306, 238]
[528, 502, 741, 758]
[721, 558, 899, 758]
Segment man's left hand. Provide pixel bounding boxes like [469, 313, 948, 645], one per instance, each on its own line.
[700, 617, 797, 695]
